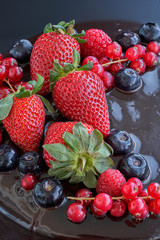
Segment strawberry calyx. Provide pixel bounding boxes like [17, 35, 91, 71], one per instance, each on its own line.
[43, 122, 114, 188]
[0, 74, 54, 121]
[49, 49, 93, 91]
[43, 20, 86, 43]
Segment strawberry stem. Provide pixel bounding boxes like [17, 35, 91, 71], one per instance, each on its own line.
[102, 58, 128, 67]
[2, 78, 15, 93]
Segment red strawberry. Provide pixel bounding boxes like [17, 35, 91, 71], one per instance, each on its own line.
[30, 21, 82, 96]
[43, 121, 93, 167]
[51, 50, 110, 137]
[43, 122, 113, 188]
[80, 29, 112, 59]
[0, 75, 53, 152]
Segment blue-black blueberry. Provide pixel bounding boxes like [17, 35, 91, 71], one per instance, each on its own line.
[116, 31, 140, 51]
[138, 22, 160, 43]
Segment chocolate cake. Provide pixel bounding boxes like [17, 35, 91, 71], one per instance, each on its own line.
[0, 20, 160, 240]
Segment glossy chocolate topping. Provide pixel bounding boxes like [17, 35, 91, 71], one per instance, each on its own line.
[0, 20, 160, 240]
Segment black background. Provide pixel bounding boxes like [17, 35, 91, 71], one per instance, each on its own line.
[0, 0, 160, 54]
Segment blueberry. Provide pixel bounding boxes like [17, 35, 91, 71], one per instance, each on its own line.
[116, 31, 141, 51]
[0, 144, 19, 172]
[44, 121, 54, 137]
[9, 39, 33, 63]
[118, 153, 150, 181]
[105, 130, 134, 155]
[138, 22, 160, 43]
[115, 68, 142, 93]
[18, 151, 42, 176]
[33, 177, 64, 208]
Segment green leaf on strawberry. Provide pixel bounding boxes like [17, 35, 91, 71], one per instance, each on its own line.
[43, 23, 54, 33]
[43, 122, 114, 188]
[0, 93, 14, 120]
[49, 49, 93, 86]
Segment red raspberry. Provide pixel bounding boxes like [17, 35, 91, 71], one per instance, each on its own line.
[75, 188, 93, 207]
[110, 200, 126, 217]
[96, 169, 126, 197]
[80, 29, 112, 58]
[67, 202, 87, 223]
[101, 71, 115, 90]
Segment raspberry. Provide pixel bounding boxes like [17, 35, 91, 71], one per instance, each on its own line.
[96, 169, 126, 197]
[80, 29, 112, 58]
[110, 200, 126, 217]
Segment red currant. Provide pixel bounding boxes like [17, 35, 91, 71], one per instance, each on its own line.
[2, 57, 18, 69]
[138, 189, 150, 203]
[110, 62, 123, 75]
[90, 201, 106, 217]
[98, 56, 110, 71]
[13, 81, 33, 91]
[0, 128, 2, 145]
[75, 188, 93, 207]
[143, 52, 158, 67]
[147, 182, 160, 199]
[134, 44, 146, 58]
[91, 63, 104, 77]
[128, 198, 149, 219]
[147, 41, 160, 55]
[0, 87, 12, 100]
[129, 59, 146, 74]
[110, 200, 126, 217]
[21, 173, 37, 190]
[106, 42, 122, 60]
[126, 47, 139, 61]
[0, 54, 3, 64]
[114, 52, 126, 60]
[148, 198, 160, 215]
[122, 182, 139, 199]
[94, 193, 113, 212]
[82, 56, 99, 66]
[8, 66, 23, 83]
[0, 65, 8, 80]
[101, 71, 114, 90]
[67, 202, 87, 223]
[127, 178, 143, 193]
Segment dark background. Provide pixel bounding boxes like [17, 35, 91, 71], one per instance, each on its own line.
[0, 0, 160, 54]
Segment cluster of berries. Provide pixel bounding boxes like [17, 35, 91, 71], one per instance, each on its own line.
[81, 39, 160, 92]
[67, 169, 160, 223]
[0, 55, 33, 100]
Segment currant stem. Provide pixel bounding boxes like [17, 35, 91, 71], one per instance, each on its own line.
[2, 78, 15, 93]
[67, 195, 153, 201]
[102, 58, 128, 67]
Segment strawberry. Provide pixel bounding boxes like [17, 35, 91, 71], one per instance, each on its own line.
[30, 20, 85, 96]
[43, 122, 113, 188]
[50, 50, 110, 137]
[0, 74, 54, 152]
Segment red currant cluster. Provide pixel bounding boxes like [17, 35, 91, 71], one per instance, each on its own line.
[82, 41, 159, 92]
[67, 178, 160, 223]
[0, 54, 32, 100]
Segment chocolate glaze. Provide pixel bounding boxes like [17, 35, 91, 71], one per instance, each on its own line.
[0, 20, 160, 240]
